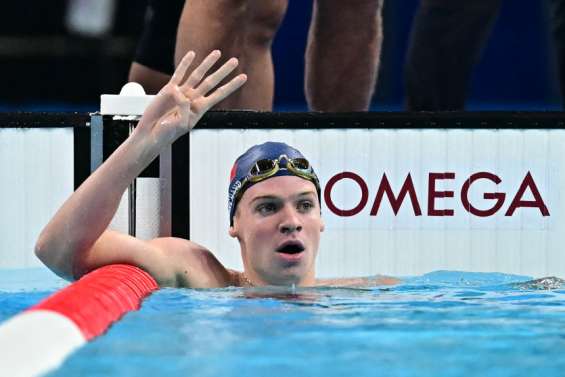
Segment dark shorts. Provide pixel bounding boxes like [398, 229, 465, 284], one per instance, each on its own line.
[133, 0, 185, 75]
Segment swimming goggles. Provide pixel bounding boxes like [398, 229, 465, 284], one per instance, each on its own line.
[248, 154, 315, 182]
[234, 154, 321, 203]
[228, 154, 322, 225]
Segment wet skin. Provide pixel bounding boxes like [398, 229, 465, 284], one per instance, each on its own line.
[229, 176, 325, 286]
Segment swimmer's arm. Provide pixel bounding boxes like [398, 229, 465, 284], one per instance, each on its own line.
[35, 127, 165, 280]
[37, 174, 233, 286]
[70, 231, 233, 287]
[35, 50, 246, 281]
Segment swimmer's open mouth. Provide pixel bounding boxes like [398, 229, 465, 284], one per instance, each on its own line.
[276, 241, 305, 254]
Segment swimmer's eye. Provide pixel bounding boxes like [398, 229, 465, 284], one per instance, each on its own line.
[297, 200, 314, 212]
[256, 202, 279, 215]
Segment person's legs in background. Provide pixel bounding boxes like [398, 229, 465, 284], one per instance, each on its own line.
[549, 0, 565, 107]
[304, 0, 384, 111]
[405, 0, 502, 111]
[129, 0, 184, 94]
[174, 0, 288, 110]
[129, 64, 171, 94]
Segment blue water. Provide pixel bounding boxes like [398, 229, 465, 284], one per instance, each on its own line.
[2, 270, 565, 377]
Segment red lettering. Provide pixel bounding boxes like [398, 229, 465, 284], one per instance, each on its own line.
[370, 173, 422, 216]
[324, 172, 369, 217]
[324, 170, 549, 219]
[428, 173, 455, 216]
[461, 172, 506, 217]
[505, 171, 550, 216]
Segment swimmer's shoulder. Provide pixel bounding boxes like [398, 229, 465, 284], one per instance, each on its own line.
[148, 237, 233, 288]
[314, 275, 400, 287]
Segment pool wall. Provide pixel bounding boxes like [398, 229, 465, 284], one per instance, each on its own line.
[0, 127, 73, 269]
[1, 112, 564, 278]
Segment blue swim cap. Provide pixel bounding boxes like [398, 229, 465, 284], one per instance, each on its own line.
[228, 142, 321, 225]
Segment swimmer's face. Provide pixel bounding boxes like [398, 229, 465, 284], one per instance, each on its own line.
[229, 176, 324, 286]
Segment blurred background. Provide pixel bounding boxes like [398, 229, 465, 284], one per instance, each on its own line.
[0, 0, 560, 112]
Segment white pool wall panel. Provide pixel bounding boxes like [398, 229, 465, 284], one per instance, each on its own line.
[0, 128, 162, 270]
[0, 128, 74, 269]
[2, 126, 563, 279]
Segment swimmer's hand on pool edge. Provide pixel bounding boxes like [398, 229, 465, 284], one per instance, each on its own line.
[135, 50, 247, 145]
[35, 50, 246, 285]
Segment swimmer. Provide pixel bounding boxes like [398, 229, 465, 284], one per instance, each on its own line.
[130, 0, 383, 111]
[36, 50, 397, 288]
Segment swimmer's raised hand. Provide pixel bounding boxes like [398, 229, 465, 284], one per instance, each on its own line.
[35, 51, 245, 283]
[136, 50, 247, 144]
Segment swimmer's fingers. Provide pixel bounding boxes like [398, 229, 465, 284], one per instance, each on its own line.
[194, 57, 240, 97]
[182, 50, 222, 90]
[170, 51, 196, 86]
[200, 74, 247, 111]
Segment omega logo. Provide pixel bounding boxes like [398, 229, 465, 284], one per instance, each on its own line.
[324, 171, 550, 217]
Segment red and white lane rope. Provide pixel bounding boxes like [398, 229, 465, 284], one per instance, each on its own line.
[0, 264, 158, 377]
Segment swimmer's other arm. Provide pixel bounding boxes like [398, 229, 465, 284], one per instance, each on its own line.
[35, 50, 247, 287]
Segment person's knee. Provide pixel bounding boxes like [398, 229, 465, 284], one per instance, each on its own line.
[175, 0, 251, 64]
[248, 0, 288, 47]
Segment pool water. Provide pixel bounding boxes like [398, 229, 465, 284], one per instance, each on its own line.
[2, 270, 565, 377]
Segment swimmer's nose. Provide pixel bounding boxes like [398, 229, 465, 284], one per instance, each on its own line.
[279, 206, 303, 234]
[280, 223, 302, 234]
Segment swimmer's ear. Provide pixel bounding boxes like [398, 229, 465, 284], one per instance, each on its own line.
[229, 209, 241, 238]
[229, 223, 238, 238]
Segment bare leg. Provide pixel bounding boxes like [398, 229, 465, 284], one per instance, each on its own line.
[128, 62, 171, 94]
[305, 0, 383, 111]
[129, 0, 184, 94]
[175, 0, 287, 110]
